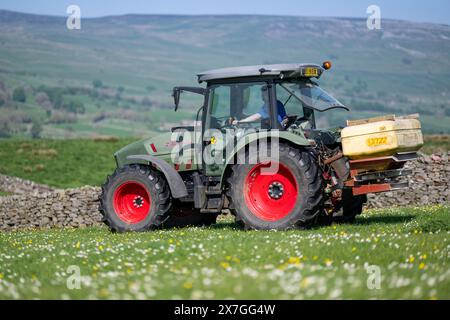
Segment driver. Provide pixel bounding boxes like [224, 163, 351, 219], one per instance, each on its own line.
[232, 85, 288, 127]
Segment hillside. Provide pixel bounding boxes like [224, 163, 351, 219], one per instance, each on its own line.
[0, 10, 449, 137]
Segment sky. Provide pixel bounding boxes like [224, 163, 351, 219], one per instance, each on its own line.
[0, 0, 449, 25]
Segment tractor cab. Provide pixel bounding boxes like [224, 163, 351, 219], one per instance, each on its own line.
[173, 61, 348, 133]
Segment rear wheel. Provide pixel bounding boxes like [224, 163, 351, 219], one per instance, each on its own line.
[99, 164, 171, 232]
[227, 144, 323, 230]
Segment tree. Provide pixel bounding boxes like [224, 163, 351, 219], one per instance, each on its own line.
[92, 80, 103, 89]
[115, 86, 125, 100]
[0, 92, 7, 107]
[445, 108, 450, 117]
[37, 86, 63, 108]
[141, 96, 152, 106]
[35, 91, 53, 111]
[62, 100, 85, 114]
[30, 121, 43, 139]
[0, 119, 11, 138]
[12, 87, 26, 103]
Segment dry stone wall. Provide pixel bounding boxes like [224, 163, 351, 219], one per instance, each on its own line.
[367, 152, 450, 208]
[0, 174, 54, 195]
[0, 186, 102, 231]
[0, 153, 449, 231]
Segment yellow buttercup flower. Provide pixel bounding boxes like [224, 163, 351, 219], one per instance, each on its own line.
[288, 257, 301, 264]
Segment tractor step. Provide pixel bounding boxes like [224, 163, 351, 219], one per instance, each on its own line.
[205, 189, 222, 196]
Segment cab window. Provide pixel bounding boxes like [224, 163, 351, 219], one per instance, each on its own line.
[276, 83, 304, 118]
[206, 82, 268, 130]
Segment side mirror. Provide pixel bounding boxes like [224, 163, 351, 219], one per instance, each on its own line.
[172, 86, 206, 112]
[172, 88, 181, 111]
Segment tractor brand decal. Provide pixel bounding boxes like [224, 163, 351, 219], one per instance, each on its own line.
[366, 136, 388, 147]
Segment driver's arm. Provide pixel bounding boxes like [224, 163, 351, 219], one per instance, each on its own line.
[232, 112, 262, 125]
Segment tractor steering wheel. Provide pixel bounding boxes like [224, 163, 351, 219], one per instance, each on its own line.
[219, 117, 237, 130]
[282, 115, 300, 129]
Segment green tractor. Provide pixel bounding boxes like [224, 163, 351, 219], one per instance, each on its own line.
[100, 62, 423, 232]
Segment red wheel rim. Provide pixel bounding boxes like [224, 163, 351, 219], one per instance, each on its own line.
[113, 181, 151, 224]
[244, 162, 298, 221]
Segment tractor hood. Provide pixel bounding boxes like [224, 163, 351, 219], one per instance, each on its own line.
[114, 132, 177, 167]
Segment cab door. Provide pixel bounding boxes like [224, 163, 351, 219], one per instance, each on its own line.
[203, 84, 231, 176]
[203, 82, 271, 176]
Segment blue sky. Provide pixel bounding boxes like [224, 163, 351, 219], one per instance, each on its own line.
[0, 0, 449, 25]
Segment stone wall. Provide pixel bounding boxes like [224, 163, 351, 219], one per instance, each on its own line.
[0, 153, 449, 231]
[0, 186, 102, 230]
[0, 174, 54, 195]
[367, 152, 450, 208]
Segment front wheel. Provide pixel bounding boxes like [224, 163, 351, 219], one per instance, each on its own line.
[99, 164, 172, 232]
[227, 144, 323, 230]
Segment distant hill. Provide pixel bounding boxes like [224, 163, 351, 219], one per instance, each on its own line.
[0, 10, 449, 137]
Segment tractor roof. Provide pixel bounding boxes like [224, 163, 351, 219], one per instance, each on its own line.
[197, 63, 325, 83]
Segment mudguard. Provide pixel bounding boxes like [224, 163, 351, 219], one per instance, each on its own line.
[126, 155, 188, 199]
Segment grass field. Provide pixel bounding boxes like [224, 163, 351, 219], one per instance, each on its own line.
[0, 205, 448, 299]
[422, 135, 450, 155]
[0, 138, 134, 188]
[0, 138, 449, 299]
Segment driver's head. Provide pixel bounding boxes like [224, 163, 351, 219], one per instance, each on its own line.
[261, 85, 269, 103]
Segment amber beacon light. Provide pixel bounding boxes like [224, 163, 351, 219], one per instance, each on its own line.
[322, 61, 332, 70]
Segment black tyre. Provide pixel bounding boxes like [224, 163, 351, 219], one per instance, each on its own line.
[99, 164, 171, 232]
[334, 188, 367, 223]
[163, 201, 218, 228]
[227, 143, 323, 230]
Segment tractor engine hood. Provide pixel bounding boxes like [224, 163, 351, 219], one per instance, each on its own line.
[114, 132, 177, 167]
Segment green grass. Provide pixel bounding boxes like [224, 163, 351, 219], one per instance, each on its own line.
[0, 138, 448, 299]
[0, 138, 134, 188]
[422, 135, 450, 155]
[0, 205, 448, 299]
[0, 191, 11, 196]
